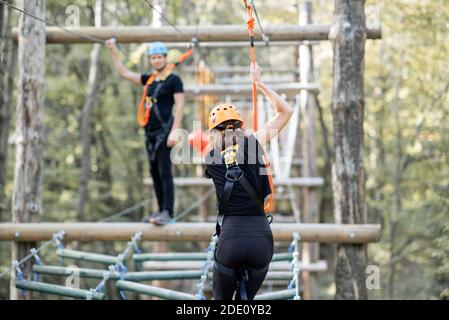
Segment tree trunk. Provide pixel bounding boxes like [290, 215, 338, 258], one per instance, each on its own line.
[10, 0, 46, 300]
[298, 0, 319, 300]
[76, 0, 103, 221]
[329, 0, 368, 300]
[0, 0, 16, 221]
[387, 52, 404, 300]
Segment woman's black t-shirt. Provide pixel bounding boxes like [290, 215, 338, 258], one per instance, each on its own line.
[141, 73, 183, 133]
[205, 134, 271, 216]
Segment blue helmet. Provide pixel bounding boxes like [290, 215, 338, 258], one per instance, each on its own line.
[148, 41, 168, 56]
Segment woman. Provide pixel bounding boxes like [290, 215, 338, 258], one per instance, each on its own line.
[205, 63, 293, 300]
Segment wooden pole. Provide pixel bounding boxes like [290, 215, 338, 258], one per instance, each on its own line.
[133, 251, 295, 262]
[254, 288, 296, 300]
[142, 260, 328, 272]
[33, 265, 205, 281]
[116, 280, 198, 300]
[76, 0, 103, 222]
[183, 83, 319, 97]
[330, 0, 368, 300]
[10, 0, 46, 300]
[0, 222, 382, 243]
[182, 66, 300, 74]
[0, 0, 16, 221]
[299, 0, 320, 300]
[56, 248, 119, 265]
[11, 25, 382, 44]
[15, 280, 105, 300]
[33, 265, 306, 281]
[165, 40, 321, 48]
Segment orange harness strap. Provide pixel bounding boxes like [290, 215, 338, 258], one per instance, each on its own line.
[137, 73, 156, 127]
[243, 0, 274, 213]
[137, 49, 194, 127]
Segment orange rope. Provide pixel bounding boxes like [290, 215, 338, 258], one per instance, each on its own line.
[246, 5, 258, 131]
[243, 1, 274, 213]
[176, 48, 194, 64]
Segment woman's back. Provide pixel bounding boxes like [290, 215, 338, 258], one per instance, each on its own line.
[205, 134, 271, 216]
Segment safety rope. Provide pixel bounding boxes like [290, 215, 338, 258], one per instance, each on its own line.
[242, 0, 274, 213]
[142, 0, 187, 36]
[0, 231, 65, 279]
[89, 232, 143, 300]
[287, 232, 301, 300]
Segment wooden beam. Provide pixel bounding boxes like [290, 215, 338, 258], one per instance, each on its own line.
[143, 177, 324, 187]
[0, 222, 382, 243]
[134, 251, 295, 262]
[181, 66, 299, 74]
[15, 280, 105, 300]
[57, 248, 119, 265]
[143, 260, 328, 272]
[11, 25, 382, 44]
[116, 280, 198, 300]
[183, 83, 319, 97]
[255, 288, 296, 300]
[217, 77, 296, 85]
[165, 40, 321, 48]
[33, 265, 307, 281]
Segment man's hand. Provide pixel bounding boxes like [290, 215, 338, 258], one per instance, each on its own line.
[166, 131, 178, 147]
[105, 38, 117, 51]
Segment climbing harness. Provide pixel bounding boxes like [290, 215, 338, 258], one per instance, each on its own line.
[212, 140, 272, 238]
[137, 48, 193, 127]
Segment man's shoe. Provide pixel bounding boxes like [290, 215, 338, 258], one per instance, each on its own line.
[142, 210, 162, 223]
[150, 210, 173, 226]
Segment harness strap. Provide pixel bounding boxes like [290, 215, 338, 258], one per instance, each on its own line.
[137, 73, 157, 127]
[218, 165, 263, 213]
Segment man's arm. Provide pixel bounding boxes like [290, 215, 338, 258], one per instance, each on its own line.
[105, 39, 141, 85]
[167, 92, 185, 147]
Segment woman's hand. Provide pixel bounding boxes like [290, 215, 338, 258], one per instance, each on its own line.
[250, 62, 262, 84]
[105, 38, 117, 51]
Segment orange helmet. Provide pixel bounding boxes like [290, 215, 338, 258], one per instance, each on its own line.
[208, 103, 244, 130]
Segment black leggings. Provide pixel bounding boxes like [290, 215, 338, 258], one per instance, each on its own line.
[146, 138, 174, 215]
[213, 215, 273, 300]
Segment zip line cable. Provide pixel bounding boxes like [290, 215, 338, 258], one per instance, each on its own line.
[0, 0, 105, 44]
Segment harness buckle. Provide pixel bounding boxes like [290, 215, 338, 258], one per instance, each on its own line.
[225, 166, 244, 182]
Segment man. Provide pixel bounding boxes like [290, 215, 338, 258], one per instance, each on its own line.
[105, 39, 185, 225]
